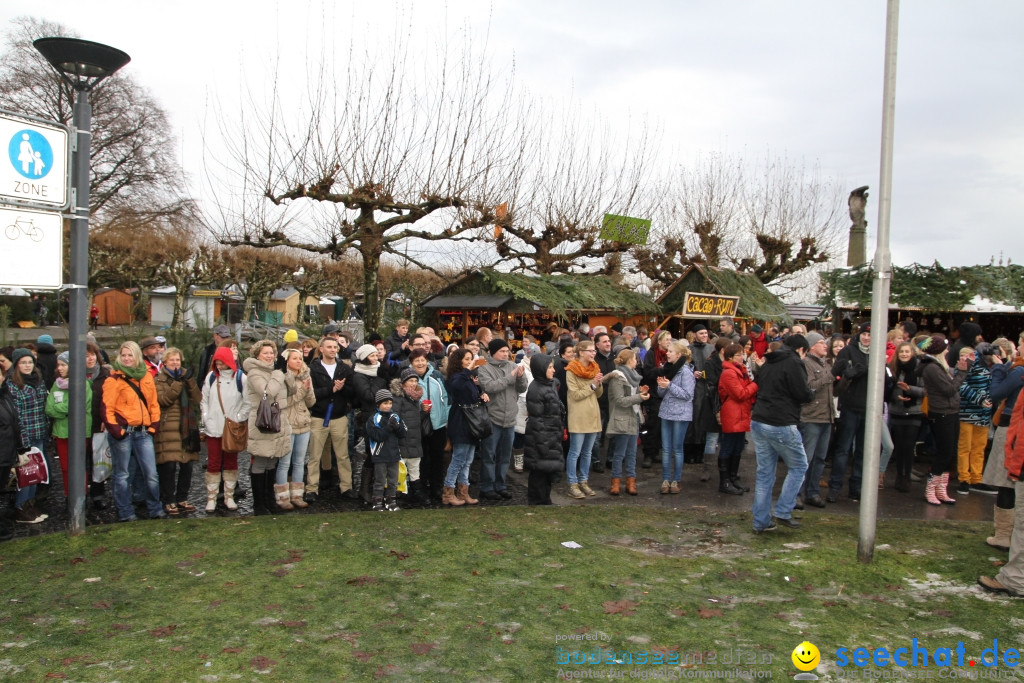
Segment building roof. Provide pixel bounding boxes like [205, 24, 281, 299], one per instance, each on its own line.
[656, 265, 791, 323]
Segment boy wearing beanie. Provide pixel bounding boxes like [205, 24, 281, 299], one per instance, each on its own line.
[365, 390, 408, 511]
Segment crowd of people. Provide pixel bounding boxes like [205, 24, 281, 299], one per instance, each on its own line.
[3, 315, 1024, 597]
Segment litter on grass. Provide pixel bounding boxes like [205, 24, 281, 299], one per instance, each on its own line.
[561, 541, 583, 549]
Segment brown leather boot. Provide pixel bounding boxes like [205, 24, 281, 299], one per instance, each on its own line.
[442, 486, 465, 506]
[609, 478, 621, 495]
[456, 483, 478, 505]
[625, 477, 637, 495]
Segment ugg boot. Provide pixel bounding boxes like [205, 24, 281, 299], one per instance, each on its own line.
[609, 478, 621, 496]
[250, 472, 270, 516]
[936, 472, 957, 505]
[987, 506, 1014, 551]
[289, 482, 308, 508]
[204, 472, 220, 513]
[222, 470, 239, 511]
[625, 477, 637, 496]
[924, 475, 941, 505]
[442, 486, 465, 506]
[719, 462, 744, 495]
[273, 484, 294, 511]
[456, 483, 478, 505]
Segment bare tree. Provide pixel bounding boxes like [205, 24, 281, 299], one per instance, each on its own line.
[632, 152, 846, 296]
[486, 104, 658, 275]
[221, 247, 295, 322]
[0, 17, 188, 220]
[208, 31, 527, 333]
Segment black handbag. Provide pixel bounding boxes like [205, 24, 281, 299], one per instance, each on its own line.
[460, 402, 492, 440]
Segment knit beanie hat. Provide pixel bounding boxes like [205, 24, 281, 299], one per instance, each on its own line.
[918, 334, 948, 356]
[400, 367, 419, 384]
[57, 351, 70, 365]
[283, 329, 299, 343]
[751, 324, 763, 333]
[375, 389, 394, 406]
[804, 332, 825, 348]
[488, 338, 510, 356]
[12, 348, 33, 364]
[37, 334, 54, 345]
[355, 344, 377, 362]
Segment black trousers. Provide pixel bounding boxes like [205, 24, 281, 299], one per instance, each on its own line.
[527, 469, 559, 505]
[422, 427, 448, 495]
[157, 461, 193, 504]
[889, 418, 921, 478]
[927, 412, 959, 475]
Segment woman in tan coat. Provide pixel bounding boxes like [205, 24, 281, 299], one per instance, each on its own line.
[279, 348, 316, 510]
[564, 339, 604, 499]
[242, 340, 296, 515]
[154, 347, 202, 515]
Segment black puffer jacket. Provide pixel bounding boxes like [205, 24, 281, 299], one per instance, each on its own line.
[523, 355, 564, 473]
[0, 382, 22, 470]
[351, 366, 390, 429]
[389, 378, 424, 461]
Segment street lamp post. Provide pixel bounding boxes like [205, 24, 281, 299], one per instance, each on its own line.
[33, 38, 130, 535]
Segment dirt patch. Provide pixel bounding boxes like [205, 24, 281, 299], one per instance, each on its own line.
[604, 532, 748, 559]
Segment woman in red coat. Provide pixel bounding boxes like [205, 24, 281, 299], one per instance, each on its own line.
[717, 343, 758, 495]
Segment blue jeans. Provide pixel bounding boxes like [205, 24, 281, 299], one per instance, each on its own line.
[110, 430, 162, 520]
[751, 421, 808, 530]
[799, 422, 832, 499]
[704, 431, 720, 456]
[278, 431, 311, 485]
[609, 433, 638, 478]
[444, 442, 476, 488]
[830, 409, 866, 497]
[878, 420, 894, 474]
[567, 432, 598, 484]
[661, 419, 689, 481]
[15, 436, 48, 508]
[479, 423, 515, 493]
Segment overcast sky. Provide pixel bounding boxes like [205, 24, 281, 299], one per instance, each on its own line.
[3, 1, 1022, 270]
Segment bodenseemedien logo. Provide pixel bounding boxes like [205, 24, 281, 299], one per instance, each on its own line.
[792, 641, 820, 680]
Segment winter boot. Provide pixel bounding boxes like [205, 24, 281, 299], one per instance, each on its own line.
[410, 479, 431, 507]
[567, 483, 586, 499]
[513, 451, 524, 473]
[700, 461, 711, 483]
[924, 475, 942, 505]
[371, 497, 385, 512]
[456, 483, 478, 505]
[204, 472, 220, 513]
[936, 472, 957, 505]
[609, 478, 621, 496]
[250, 472, 271, 516]
[442, 486, 465, 506]
[386, 497, 400, 512]
[728, 451, 749, 492]
[987, 506, 1014, 551]
[578, 481, 596, 497]
[625, 477, 637, 496]
[222, 470, 239, 511]
[719, 462, 744, 495]
[359, 458, 374, 504]
[273, 484, 294, 511]
[289, 482, 308, 508]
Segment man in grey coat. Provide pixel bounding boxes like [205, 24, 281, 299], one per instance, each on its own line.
[799, 332, 835, 508]
[477, 339, 529, 500]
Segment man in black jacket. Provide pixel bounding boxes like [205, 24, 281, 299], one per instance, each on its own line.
[590, 332, 617, 473]
[828, 322, 875, 503]
[750, 335, 814, 533]
[304, 337, 357, 503]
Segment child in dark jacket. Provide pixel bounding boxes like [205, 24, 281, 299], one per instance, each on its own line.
[365, 389, 408, 511]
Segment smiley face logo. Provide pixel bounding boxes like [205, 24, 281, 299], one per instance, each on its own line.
[792, 641, 820, 672]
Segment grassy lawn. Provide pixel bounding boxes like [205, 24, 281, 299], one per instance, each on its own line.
[0, 506, 1018, 681]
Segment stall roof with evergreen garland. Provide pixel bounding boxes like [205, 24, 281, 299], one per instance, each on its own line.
[420, 270, 662, 318]
[656, 265, 791, 323]
[818, 262, 1024, 312]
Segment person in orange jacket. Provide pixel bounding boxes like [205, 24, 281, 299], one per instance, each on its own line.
[104, 341, 163, 522]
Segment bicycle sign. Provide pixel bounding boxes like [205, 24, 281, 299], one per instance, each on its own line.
[0, 205, 62, 288]
[5, 215, 44, 242]
[0, 109, 70, 210]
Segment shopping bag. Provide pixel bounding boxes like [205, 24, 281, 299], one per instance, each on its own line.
[16, 447, 49, 488]
[92, 432, 112, 483]
[397, 459, 408, 494]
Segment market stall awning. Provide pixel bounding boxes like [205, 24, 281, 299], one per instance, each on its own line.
[656, 265, 791, 323]
[421, 294, 514, 309]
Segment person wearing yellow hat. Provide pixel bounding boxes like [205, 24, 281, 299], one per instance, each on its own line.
[283, 329, 299, 344]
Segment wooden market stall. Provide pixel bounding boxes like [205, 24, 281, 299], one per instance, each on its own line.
[655, 265, 791, 336]
[420, 270, 661, 346]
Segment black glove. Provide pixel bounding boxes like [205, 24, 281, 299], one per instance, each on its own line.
[182, 367, 194, 381]
[387, 414, 402, 432]
[844, 363, 866, 380]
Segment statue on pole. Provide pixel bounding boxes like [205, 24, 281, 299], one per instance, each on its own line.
[847, 185, 869, 267]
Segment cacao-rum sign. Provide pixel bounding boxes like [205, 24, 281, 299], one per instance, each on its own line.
[682, 291, 739, 318]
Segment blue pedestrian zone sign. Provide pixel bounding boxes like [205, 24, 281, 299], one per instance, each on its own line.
[8, 129, 54, 179]
[0, 109, 69, 210]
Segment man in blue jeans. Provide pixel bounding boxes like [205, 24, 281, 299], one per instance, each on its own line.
[750, 335, 814, 532]
[799, 332, 835, 508]
[477, 339, 529, 500]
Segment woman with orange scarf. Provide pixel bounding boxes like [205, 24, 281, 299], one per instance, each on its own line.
[564, 340, 604, 499]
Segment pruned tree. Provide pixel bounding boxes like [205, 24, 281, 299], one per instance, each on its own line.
[221, 247, 295, 322]
[485, 104, 658, 275]
[632, 151, 846, 297]
[0, 17, 188, 221]
[209, 31, 527, 333]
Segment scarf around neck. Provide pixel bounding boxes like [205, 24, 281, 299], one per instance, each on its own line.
[112, 360, 147, 380]
[355, 363, 380, 377]
[616, 364, 642, 388]
[566, 359, 600, 380]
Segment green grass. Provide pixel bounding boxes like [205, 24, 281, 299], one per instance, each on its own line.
[0, 507, 1018, 681]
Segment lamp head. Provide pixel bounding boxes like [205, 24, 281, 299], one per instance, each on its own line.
[33, 37, 130, 90]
